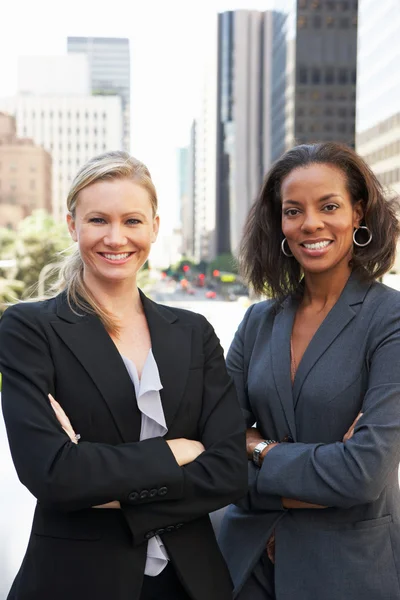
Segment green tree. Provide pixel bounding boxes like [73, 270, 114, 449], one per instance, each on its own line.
[208, 253, 238, 275]
[14, 210, 71, 296]
[0, 278, 25, 316]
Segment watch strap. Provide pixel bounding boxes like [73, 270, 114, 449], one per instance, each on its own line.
[252, 439, 277, 467]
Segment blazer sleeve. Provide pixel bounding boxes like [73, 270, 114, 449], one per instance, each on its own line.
[257, 299, 400, 509]
[121, 314, 249, 546]
[226, 304, 286, 513]
[0, 303, 185, 512]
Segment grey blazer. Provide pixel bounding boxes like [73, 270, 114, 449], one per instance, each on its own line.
[219, 273, 400, 600]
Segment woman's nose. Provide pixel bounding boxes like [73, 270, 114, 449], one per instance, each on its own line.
[104, 226, 128, 247]
[301, 210, 324, 232]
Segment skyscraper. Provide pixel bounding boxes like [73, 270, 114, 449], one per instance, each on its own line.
[216, 10, 272, 255]
[67, 37, 130, 151]
[270, 0, 358, 163]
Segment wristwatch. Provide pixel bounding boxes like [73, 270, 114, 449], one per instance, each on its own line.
[252, 440, 277, 467]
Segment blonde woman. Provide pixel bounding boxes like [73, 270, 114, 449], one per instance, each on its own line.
[0, 151, 247, 600]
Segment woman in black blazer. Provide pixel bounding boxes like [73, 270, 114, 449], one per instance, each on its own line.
[0, 151, 247, 600]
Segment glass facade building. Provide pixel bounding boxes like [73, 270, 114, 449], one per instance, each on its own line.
[67, 37, 130, 151]
[269, 0, 358, 164]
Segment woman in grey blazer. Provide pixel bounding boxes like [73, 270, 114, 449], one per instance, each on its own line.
[219, 142, 400, 599]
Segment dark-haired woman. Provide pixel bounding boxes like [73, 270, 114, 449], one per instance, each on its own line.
[219, 142, 400, 600]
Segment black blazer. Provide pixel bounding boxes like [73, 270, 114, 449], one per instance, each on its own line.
[0, 291, 247, 600]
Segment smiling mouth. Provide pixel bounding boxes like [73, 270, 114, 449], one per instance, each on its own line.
[99, 252, 133, 261]
[301, 241, 332, 250]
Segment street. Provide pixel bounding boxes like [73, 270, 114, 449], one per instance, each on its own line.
[0, 293, 248, 598]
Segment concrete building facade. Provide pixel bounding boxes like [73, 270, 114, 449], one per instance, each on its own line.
[0, 113, 52, 229]
[356, 0, 400, 195]
[0, 95, 122, 222]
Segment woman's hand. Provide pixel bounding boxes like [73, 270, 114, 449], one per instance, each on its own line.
[48, 394, 121, 509]
[48, 394, 79, 444]
[166, 438, 205, 466]
[246, 427, 278, 462]
[343, 412, 363, 442]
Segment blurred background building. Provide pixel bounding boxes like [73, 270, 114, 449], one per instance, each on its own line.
[67, 37, 131, 152]
[0, 49, 125, 222]
[0, 112, 51, 229]
[356, 0, 400, 195]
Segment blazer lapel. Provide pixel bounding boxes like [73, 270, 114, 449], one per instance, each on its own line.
[271, 297, 298, 441]
[51, 294, 141, 443]
[293, 274, 372, 406]
[140, 291, 192, 430]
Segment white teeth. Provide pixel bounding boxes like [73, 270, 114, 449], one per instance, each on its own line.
[103, 253, 131, 260]
[303, 241, 331, 250]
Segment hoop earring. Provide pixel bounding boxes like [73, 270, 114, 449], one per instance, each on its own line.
[281, 238, 293, 257]
[353, 226, 372, 247]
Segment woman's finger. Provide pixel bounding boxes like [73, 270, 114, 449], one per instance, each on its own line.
[343, 412, 363, 442]
[48, 394, 79, 444]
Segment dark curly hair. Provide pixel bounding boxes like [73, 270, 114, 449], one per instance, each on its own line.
[240, 142, 400, 299]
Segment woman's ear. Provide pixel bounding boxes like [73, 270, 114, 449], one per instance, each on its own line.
[66, 213, 77, 242]
[353, 200, 364, 228]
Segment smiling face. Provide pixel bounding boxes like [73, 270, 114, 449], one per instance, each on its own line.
[67, 178, 159, 290]
[281, 163, 363, 277]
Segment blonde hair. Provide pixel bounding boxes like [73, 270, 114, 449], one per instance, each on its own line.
[53, 151, 158, 335]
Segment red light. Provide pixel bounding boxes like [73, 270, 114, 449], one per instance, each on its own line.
[199, 273, 205, 280]
[183, 265, 190, 272]
[213, 270, 220, 277]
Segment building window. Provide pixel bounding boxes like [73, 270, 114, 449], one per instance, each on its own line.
[326, 16, 335, 27]
[312, 67, 321, 83]
[324, 123, 333, 132]
[10, 164, 17, 172]
[313, 15, 322, 27]
[340, 17, 349, 27]
[30, 180, 36, 191]
[298, 15, 307, 28]
[325, 67, 335, 84]
[338, 68, 348, 84]
[311, 0, 321, 8]
[327, 1, 336, 9]
[299, 0, 307, 7]
[338, 107, 347, 117]
[298, 67, 308, 84]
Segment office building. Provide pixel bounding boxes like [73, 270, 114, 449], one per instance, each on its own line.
[68, 37, 130, 151]
[0, 112, 52, 229]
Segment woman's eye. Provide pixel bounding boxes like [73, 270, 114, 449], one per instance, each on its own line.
[323, 204, 338, 212]
[284, 209, 299, 216]
[89, 217, 106, 224]
[126, 218, 141, 225]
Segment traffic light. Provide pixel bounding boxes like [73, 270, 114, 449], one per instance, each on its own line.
[198, 273, 205, 280]
[183, 265, 190, 273]
[212, 269, 220, 277]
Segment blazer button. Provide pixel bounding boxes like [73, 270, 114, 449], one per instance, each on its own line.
[158, 486, 168, 496]
[149, 488, 158, 498]
[166, 526, 175, 532]
[144, 531, 155, 540]
[175, 523, 183, 529]
[128, 491, 139, 502]
[140, 490, 149, 499]
[155, 528, 165, 536]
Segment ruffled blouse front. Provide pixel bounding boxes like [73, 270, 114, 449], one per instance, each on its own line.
[121, 349, 169, 577]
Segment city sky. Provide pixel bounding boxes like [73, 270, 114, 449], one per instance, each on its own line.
[1, 0, 271, 262]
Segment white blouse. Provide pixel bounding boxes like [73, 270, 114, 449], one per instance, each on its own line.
[121, 349, 170, 577]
